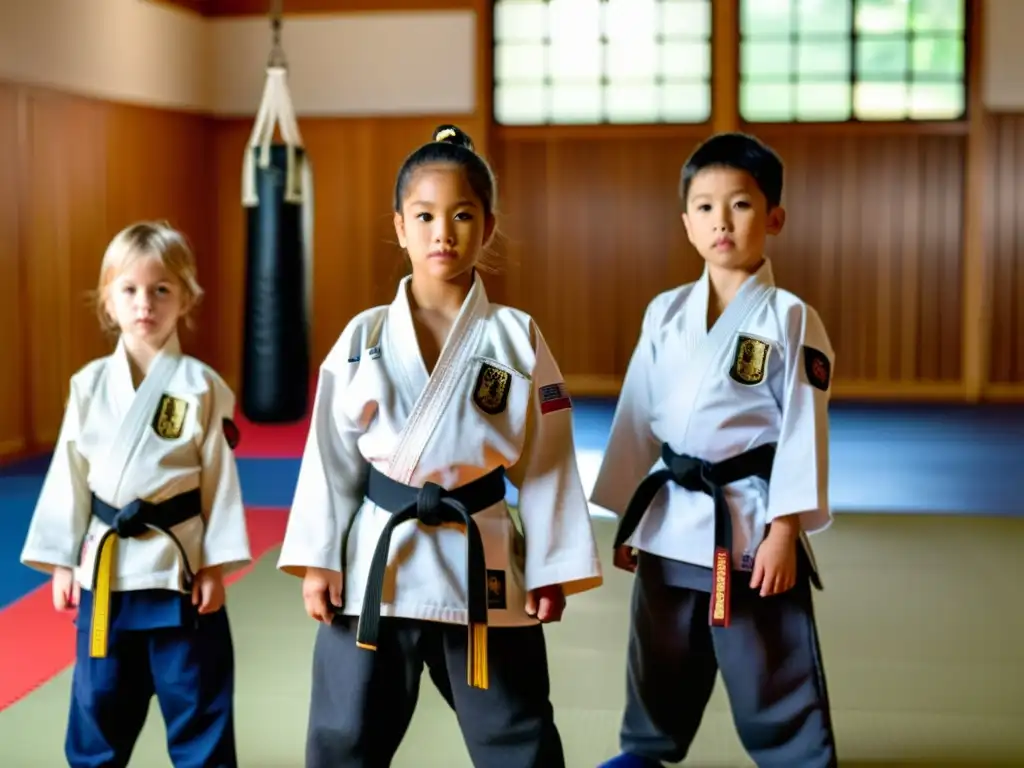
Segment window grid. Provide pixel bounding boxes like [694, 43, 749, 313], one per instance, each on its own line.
[739, 0, 968, 123]
[493, 0, 713, 127]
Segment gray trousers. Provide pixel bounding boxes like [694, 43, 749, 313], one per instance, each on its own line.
[620, 553, 837, 767]
[306, 615, 565, 768]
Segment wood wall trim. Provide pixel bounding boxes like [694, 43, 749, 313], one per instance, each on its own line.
[473, 0, 493, 157]
[961, 0, 989, 402]
[712, 0, 739, 133]
[495, 124, 711, 142]
[210, 0, 474, 15]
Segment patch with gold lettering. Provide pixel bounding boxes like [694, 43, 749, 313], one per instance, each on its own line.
[222, 418, 241, 450]
[709, 546, 732, 627]
[152, 395, 188, 440]
[472, 363, 511, 415]
[729, 335, 771, 386]
[803, 346, 831, 391]
[487, 569, 507, 610]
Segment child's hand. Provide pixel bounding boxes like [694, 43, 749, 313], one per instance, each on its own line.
[525, 584, 565, 623]
[302, 567, 342, 623]
[52, 566, 79, 612]
[612, 545, 638, 573]
[192, 565, 226, 614]
[750, 517, 800, 597]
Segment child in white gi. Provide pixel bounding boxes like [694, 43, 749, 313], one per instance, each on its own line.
[277, 125, 603, 768]
[591, 133, 838, 768]
[20, 221, 252, 768]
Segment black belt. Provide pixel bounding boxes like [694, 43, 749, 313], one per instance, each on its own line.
[87, 489, 203, 658]
[353, 465, 507, 690]
[614, 443, 776, 628]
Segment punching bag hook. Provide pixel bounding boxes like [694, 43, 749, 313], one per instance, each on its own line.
[267, 0, 287, 69]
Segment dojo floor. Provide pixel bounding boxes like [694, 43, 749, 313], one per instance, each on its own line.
[2, 399, 1023, 767]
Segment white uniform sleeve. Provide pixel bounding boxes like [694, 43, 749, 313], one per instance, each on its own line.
[506, 322, 603, 597]
[277, 324, 369, 579]
[197, 376, 252, 574]
[20, 377, 92, 574]
[588, 300, 662, 517]
[766, 303, 835, 534]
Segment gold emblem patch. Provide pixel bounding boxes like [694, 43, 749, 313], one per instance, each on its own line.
[473, 363, 511, 415]
[152, 394, 188, 439]
[729, 335, 771, 385]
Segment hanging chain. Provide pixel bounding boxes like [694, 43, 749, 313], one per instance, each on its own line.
[267, 0, 287, 68]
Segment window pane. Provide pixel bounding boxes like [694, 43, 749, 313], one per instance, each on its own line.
[797, 39, 851, 77]
[549, 82, 603, 123]
[605, 0, 658, 43]
[741, 82, 794, 121]
[494, 43, 547, 83]
[661, 41, 710, 80]
[741, 0, 792, 37]
[909, 82, 964, 119]
[855, 0, 909, 33]
[606, 83, 660, 123]
[742, 41, 793, 78]
[607, 42, 658, 79]
[795, 82, 852, 120]
[854, 81, 908, 119]
[912, 36, 963, 78]
[797, 0, 852, 33]
[494, 84, 547, 125]
[549, 0, 601, 41]
[494, 0, 547, 43]
[662, 0, 711, 39]
[857, 36, 909, 78]
[912, 0, 965, 32]
[549, 39, 601, 79]
[660, 82, 711, 122]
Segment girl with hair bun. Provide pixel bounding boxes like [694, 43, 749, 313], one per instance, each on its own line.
[278, 124, 603, 767]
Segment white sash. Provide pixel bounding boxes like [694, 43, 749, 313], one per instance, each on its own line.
[387, 276, 488, 485]
[674, 271, 774, 443]
[92, 342, 183, 504]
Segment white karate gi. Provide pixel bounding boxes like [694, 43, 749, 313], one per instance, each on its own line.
[20, 333, 252, 593]
[590, 259, 834, 573]
[278, 272, 603, 627]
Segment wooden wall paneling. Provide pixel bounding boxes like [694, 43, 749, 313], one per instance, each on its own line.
[0, 84, 26, 458]
[987, 114, 1024, 390]
[209, 0, 474, 16]
[211, 114, 486, 393]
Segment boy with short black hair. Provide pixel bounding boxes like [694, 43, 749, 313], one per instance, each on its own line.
[591, 132, 838, 768]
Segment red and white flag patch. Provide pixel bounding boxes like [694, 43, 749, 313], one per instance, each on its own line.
[539, 382, 572, 414]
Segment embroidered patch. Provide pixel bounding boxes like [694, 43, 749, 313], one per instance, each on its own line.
[152, 395, 188, 439]
[539, 382, 572, 414]
[473, 363, 511, 415]
[487, 569, 507, 610]
[347, 355, 360, 363]
[222, 418, 241, 450]
[368, 345, 382, 360]
[803, 346, 831, 391]
[741, 552, 756, 571]
[729, 335, 771, 386]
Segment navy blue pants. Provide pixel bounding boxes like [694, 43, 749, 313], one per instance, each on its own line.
[66, 590, 237, 768]
[618, 553, 837, 767]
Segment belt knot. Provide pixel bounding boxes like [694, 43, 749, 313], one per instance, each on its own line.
[416, 482, 445, 526]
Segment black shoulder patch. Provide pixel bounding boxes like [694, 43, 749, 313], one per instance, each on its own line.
[803, 346, 831, 392]
[222, 418, 241, 450]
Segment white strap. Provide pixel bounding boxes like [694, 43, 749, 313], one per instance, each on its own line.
[242, 66, 305, 208]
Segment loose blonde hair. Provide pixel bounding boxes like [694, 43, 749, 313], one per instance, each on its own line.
[93, 220, 204, 333]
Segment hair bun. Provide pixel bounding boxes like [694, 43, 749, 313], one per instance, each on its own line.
[432, 124, 474, 152]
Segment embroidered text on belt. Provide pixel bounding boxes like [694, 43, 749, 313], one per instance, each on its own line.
[355, 465, 506, 690]
[87, 489, 202, 658]
[613, 443, 776, 628]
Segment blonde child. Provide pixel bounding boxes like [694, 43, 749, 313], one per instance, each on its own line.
[20, 221, 252, 768]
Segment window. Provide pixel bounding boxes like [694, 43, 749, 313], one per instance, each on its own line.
[739, 0, 967, 122]
[493, 0, 713, 126]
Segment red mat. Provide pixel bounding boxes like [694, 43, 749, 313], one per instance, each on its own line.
[0, 508, 288, 713]
[232, 411, 311, 459]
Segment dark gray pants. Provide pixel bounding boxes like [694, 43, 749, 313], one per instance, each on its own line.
[306, 615, 565, 768]
[620, 554, 837, 767]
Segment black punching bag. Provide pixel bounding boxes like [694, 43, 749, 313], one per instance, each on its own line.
[240, 143, 310, 423]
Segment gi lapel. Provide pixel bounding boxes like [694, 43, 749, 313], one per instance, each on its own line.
[92, 334, 184, 504]
[387, 273, 488, 485]
[674, 261, 775, 442]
